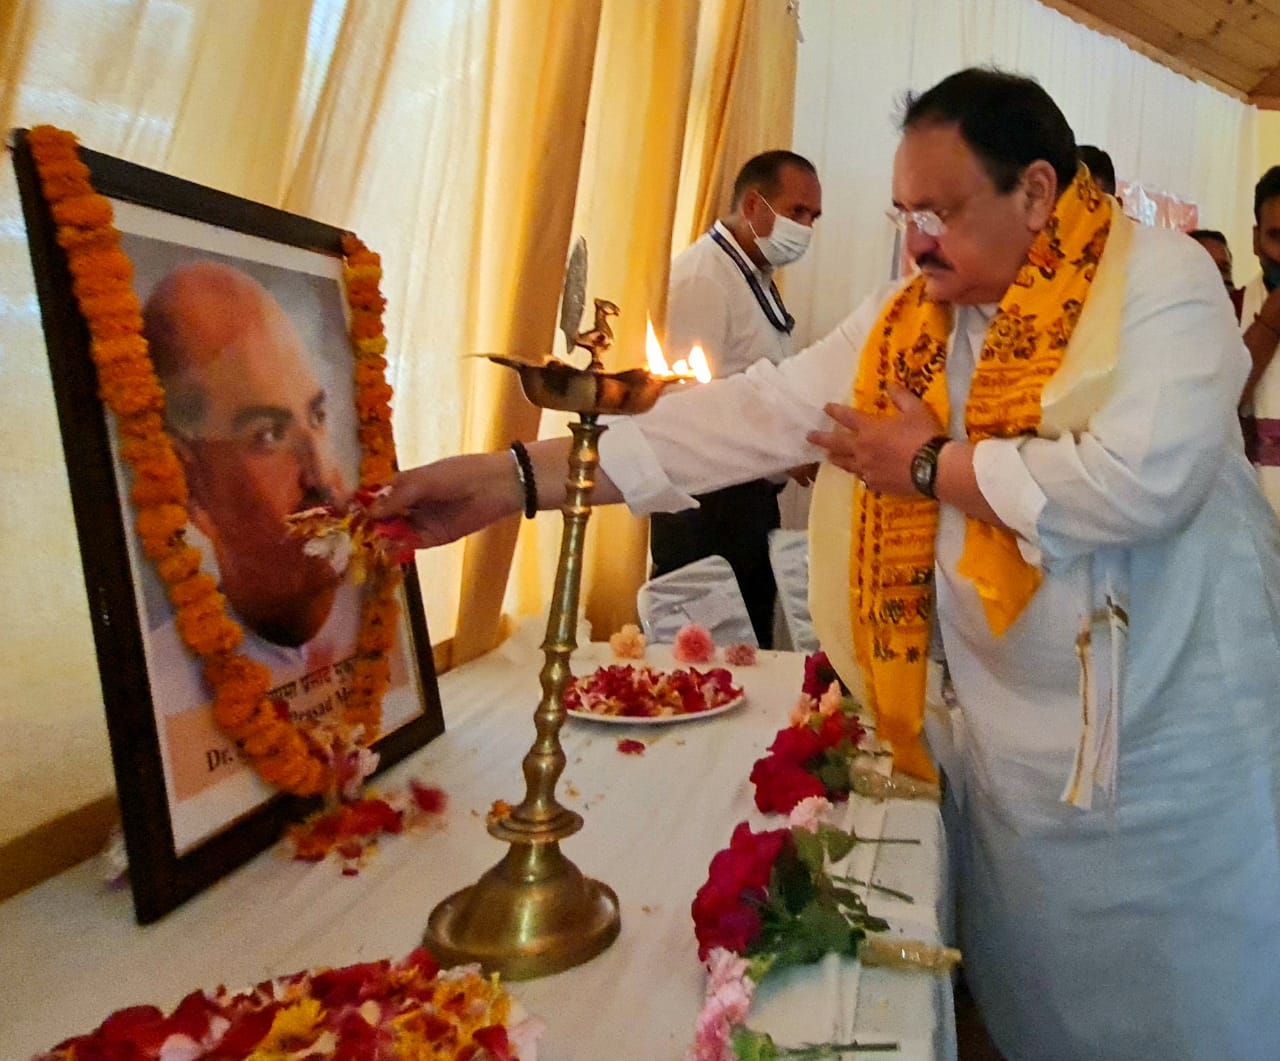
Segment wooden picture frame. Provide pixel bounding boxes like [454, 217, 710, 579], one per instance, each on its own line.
[11, 129, 444, 923]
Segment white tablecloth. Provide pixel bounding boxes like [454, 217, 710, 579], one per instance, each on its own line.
[0, 634, 955, 1060]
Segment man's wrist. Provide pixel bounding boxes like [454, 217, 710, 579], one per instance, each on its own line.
[909, 434, 951, 499]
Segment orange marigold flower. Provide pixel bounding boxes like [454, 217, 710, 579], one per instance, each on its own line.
[168, 571, 219, 609]
[130, 467, 187, 508]
[67, 245, 133, 280]
[115, 410, 167, 441]
[154, 544, 203, 585]
[38, 172, 95, 203]
[54, 225, 116, 253]
[135, 501, 188, 548]
[350, 316, 383, 341]
[50, 193, 115, 229]
[177, 609, 241, 660]
[90, 335, 149, 368]
[86, 311, 146, 341]
[78, 288, 141, 320]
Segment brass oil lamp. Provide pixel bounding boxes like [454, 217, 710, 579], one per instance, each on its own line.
[424, 241, 702, 978]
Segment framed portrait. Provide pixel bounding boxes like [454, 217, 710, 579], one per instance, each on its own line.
[12, 129, 445, 923]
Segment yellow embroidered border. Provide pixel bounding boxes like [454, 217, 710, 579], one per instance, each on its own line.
[849, 169, 1111, 779]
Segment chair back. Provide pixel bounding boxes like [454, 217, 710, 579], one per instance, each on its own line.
[636, 555, 758, 647]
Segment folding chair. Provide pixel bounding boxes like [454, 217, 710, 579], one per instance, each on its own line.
[636, 554, 758, 647]
[768, 529, 819, 653]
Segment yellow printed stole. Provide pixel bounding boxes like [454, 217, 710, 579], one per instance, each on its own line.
[850, 170, 1111, 781]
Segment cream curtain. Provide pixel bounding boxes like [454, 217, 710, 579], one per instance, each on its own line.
[0, 0, 309, 849]
[513, 0, 801, 641]
[0, 0, 801, 861]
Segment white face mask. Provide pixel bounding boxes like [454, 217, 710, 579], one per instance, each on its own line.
[750, 195, 813, 268]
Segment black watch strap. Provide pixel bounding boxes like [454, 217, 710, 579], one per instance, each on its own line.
[910, 434, 951, 500]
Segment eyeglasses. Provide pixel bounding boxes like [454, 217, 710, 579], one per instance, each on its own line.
[885, 206, 948, 238]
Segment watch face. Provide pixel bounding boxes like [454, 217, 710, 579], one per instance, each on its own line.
[911, 452, 932, 493]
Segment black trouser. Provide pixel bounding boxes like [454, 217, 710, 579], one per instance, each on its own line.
[649, 478, 782, 649]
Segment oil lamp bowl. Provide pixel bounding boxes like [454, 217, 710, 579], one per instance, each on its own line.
[485, 354, 692, 415]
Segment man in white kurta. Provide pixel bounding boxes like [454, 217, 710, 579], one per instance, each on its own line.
[383, 69, 1280, 1060]
[605, 90, 1280, 1061]
[601, 223, 1280, 1061]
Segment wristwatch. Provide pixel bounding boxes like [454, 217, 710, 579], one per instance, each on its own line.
[909, 434, 951, 499]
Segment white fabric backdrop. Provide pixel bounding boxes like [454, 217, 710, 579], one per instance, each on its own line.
[787, 0, 1264, 348]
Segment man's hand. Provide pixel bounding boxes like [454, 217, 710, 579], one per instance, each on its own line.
[806, 385, 943, 496]
[373, 452, 524, 549]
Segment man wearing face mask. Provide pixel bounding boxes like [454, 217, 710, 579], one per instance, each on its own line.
[1237, 165, 1280, 512]
[649, 150, 823, 647]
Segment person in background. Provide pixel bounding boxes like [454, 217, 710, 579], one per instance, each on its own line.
[1187, 227, 1235, 293]
[1077, 143, 1116, 196]
[1237, 166, 1280, 512]
[376, 68, 1280, 1060]
[649, 150, 822, 647]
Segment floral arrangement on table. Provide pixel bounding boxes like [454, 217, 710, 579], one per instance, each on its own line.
[689, 799, 958, 1061]
[25, 125, 408, 802]
[564, 662, 742, 719]
[748, 652, 871, 815]
[691, 793, 952, 1059]
[35, 948, 543, 1061]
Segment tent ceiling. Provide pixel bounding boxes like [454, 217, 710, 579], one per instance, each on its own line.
[1042, 0, 1280, 108]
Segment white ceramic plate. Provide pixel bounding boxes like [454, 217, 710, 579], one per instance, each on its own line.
[565, 692, 746, 725]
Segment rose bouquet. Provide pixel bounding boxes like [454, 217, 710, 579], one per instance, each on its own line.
[36, 948, 542, 1061]
[749, 656, 868, 814]
[689, 801, 957, 1061]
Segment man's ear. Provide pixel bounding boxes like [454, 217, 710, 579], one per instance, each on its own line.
[1256, 224, 1263, 260]
[170, 433, 218, 546]
[1022, 159, 1058, 232]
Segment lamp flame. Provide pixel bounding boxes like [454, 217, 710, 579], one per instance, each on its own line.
[673, 345, 712, 383]
[645, 319, 712, 383]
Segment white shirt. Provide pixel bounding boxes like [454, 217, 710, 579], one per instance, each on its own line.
[602, 225, 1280, 1060]
[665, 221, 793, 377]
[1239, 274, 1280, 512]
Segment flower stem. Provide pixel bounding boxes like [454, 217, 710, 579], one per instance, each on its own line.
[831, 874, 914, 903]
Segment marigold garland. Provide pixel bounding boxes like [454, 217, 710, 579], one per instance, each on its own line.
[27, 125, 404, 798]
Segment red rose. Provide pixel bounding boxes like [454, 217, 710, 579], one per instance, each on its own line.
[801, 651, 840, 699]
[766, 724, 825, 765]
[691, 823, 790, 958]
[750, 754, 827, 813]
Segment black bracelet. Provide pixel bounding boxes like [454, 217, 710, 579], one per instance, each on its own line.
[509, 440, 538, 519]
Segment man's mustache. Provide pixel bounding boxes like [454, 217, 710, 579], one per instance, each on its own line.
[915, 252, 952, 271]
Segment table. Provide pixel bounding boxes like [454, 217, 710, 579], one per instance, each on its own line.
[0, 632, 956, 1060]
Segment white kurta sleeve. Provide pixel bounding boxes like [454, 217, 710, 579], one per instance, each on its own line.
[599, 288, 894, 514]
[974, 227, 1251, 568]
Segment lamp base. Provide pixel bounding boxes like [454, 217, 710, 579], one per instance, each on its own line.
[423, 840, 620, 980]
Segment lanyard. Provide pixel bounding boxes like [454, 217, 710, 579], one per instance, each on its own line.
[708, 227, 795, 334]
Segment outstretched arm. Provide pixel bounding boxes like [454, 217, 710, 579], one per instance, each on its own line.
[375, 437, 625, 548]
